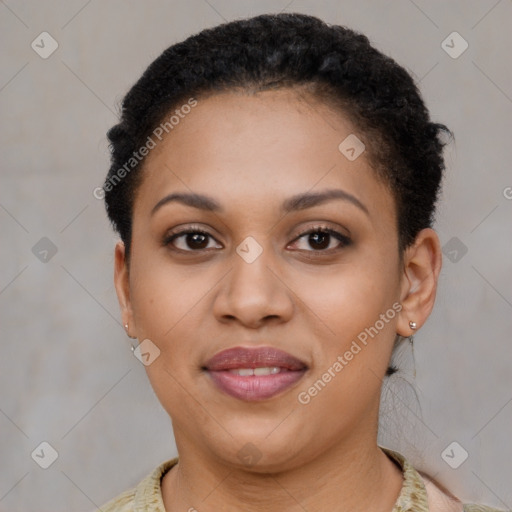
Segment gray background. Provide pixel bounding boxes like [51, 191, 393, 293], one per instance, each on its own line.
[1, 1, 511, 510]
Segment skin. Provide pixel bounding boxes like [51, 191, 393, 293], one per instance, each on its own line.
[114, 89, 442, 512]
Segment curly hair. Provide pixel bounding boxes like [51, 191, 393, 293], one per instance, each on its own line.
[103, 12, 451, 264]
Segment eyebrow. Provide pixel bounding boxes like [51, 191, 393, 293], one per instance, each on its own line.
[281, 189, 369, 215]
[150, 188, 369, 216]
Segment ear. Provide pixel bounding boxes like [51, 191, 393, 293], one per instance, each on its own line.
[396, 228, 442, 337]
[114, 241, 136, 337]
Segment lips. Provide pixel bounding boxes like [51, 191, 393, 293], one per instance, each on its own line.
[204, 346, 307, 371]
[203, 346, 308, 401]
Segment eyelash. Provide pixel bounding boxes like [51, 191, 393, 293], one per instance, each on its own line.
[162, 224, 351, 255]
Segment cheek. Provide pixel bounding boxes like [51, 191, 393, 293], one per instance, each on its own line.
[128, 258, 214, 392]
[294, 250, 400, 392]
[294, 253, 400, 337]
[129, 254, 212, 339]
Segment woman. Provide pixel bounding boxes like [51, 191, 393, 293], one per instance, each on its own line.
[100, 13, 505, 512]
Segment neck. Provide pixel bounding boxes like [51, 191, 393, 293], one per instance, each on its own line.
[162, 425, 403, 512]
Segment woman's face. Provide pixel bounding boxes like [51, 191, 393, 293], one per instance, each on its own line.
[116, 89, 415, 471]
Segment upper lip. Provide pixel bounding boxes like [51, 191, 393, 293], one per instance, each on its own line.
[204, 346, 308, 371]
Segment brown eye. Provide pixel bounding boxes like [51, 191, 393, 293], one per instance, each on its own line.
[182, 232, 209, 249]
[289, 227, 351, 252]
[163, 229, 222, 252]
[307, 231, 331, 250]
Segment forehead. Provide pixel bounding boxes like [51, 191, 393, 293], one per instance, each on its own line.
[132, 89, 395, 223]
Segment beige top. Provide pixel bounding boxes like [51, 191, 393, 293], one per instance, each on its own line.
[100, 448, 507, 512]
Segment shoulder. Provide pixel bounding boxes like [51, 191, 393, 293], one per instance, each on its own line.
[99, 457, 179, 512]
[420, 467, 508, 512]
[463, 506, 510, 512]
[420, 467, 509, 512]
[381, 446, 509, 512]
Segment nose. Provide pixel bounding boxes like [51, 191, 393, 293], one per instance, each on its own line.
[212, 243, 294, 329]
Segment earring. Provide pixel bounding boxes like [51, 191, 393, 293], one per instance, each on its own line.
[124, 323, 136, 352]
[124, 323, 136, 340]
[407, 321, 417, 377]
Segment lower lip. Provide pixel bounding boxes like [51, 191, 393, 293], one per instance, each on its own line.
[207, 369, 306, 401]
